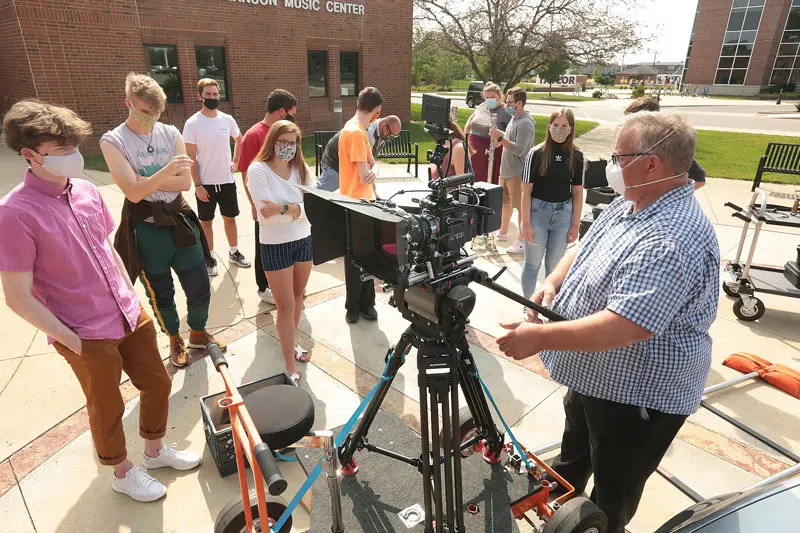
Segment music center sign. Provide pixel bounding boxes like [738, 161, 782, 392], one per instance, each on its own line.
[230, 0, 365, 15]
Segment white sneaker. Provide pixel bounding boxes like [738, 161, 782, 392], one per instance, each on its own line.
[111, 466, 167, 502]
[206, 257, 219, 277]
[142, 446, 202, 471]
[229, 249, 251, 268]
[258, 288, 276, 305]
[507, 241, 525, 254]
[494, 232, 508, 242]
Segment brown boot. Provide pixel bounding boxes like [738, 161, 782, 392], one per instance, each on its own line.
[187, 329, 227, 351]
[170, 335, 189, 368]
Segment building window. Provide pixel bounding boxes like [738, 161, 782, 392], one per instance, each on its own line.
[769, 0, 800, 87]
[196, 47, 230, 101]
[340, 52, 359, 97]
[714, 0, 764, 85]
[308, 51, 328, 98]
[145, 45, 182, 104]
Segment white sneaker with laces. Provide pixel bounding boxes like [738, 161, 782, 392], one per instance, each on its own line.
[229, 249, 251, 268]
[142, 446, 202, 471]
[111, 466, 167, 502]
[258, 288, 276, 305]
[494, 232, 508, 242]
[507, 240, 525, 254]
[206, 257, 219, 277]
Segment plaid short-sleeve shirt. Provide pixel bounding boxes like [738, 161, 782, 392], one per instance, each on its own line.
[541, 183, 720, 415]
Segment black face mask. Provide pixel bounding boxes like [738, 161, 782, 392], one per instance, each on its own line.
[285, 112, 296, 123]
[203, 98, 220, 110]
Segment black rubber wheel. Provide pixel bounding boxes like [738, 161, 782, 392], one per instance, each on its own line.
[722, 281, 739, 297]
[214, 489, 292, 533]
[439, 406, 480, 458]
[733, 298, 765, 321]
[466, 97, 475, 108]
[542, 496, 608, 533]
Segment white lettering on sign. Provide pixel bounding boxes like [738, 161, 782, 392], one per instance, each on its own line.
[326, 1, 364, 14]
[231, 0, 364, 14]
[285, 0, 320, 10]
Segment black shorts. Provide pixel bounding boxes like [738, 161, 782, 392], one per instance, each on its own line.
[196, 183, 240, 221]
[259, 236, 313, 272]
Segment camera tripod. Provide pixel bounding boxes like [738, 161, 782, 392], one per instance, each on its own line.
[337, 267, 562, 532]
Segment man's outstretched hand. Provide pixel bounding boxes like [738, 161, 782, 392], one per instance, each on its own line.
[496, 322, 544, 360]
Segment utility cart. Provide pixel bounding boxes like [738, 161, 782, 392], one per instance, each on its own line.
[723, 189, 800, 321]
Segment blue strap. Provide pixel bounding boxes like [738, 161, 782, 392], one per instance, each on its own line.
[274, 450, 298, 462]
[271, 351, 400, 532]
[470, 369, 532, 471]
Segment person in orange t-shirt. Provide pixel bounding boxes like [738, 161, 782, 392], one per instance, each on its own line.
[339, 87, 383, 323]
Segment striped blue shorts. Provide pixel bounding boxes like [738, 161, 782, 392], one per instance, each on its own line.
[259, 236, 313, 272]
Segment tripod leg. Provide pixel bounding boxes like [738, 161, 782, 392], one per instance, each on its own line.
[419, 364, 434, 533]
[457, 337, 504, 455]
[339, 328, 414, 467]
[429, 383, 444, 533]
[451, 359, 465, 533]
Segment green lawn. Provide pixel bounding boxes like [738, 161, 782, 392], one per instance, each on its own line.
[84, 155, 110, 172]
[696, 130, 800, 184]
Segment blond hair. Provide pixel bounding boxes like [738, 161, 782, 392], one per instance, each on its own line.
[125, 72, 166, 111]
[483, 83, 502, 97]
[197, 78, 219, 95]
[2, 99, 92, 153]
[252, 120, 310, 186]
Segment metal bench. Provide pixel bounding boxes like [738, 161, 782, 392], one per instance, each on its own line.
[375, 129, 419, 178]
[751, 142, 800, 191]
[314, 129, 420, 178]
[313, 130, 338, 177]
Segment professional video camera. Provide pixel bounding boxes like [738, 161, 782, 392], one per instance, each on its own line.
[303, 95, 502, 296]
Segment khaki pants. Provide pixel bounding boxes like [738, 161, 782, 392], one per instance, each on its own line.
[501, 176, 522, 212]
[54, 309, 171, 465]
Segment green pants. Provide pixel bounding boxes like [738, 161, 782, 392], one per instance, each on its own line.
[135, 220, 210, 336]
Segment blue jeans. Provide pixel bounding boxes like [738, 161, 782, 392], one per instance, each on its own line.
[521, 198, 573, 299]
[315, 166, 339, 192]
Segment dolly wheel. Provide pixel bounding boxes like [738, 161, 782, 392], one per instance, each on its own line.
[440, 406, 482, 458]
[542, 496, 608, 533]
[214, 490, 292, 533]
[733, 298, 765, 321]
[722, 281, 740, 297]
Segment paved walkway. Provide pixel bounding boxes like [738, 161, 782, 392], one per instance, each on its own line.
[1, 137, 799, 532]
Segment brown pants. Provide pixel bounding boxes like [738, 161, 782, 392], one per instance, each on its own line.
[501, 176, 522, 212]
[53, 309, 172, 465]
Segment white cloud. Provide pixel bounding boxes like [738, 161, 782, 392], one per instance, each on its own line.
[623, 0, 698, 64]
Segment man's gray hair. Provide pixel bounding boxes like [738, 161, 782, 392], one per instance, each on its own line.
[620, 112, 696, 175]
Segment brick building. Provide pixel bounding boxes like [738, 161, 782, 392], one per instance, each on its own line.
[683, 0, 799, 95]
[0, 0, 412, 154]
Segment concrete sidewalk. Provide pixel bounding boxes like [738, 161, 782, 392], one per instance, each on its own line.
[1, 143, 799, 533]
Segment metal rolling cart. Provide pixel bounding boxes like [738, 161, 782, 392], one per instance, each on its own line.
[723, 189, 800, 321]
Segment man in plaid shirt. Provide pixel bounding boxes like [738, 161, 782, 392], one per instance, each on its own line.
[498, 112, 719, 533]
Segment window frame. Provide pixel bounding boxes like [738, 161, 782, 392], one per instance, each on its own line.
[713, 0, 764, 86]
[308, 50, 328, 99]
[195, 46, 231, 102]
[768, 5, 800, 87]
[144, 43, 183, 104]
[339, 51, 360, 97]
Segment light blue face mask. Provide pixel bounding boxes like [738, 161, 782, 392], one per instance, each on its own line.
[485, 98, 497, 108]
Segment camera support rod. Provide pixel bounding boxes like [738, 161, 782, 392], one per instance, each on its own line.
[469, 267, 568, 323]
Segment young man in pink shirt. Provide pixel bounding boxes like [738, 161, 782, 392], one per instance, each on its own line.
[0, 100, 201, 502]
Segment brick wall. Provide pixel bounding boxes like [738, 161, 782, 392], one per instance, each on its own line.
[2, 0, 412, 154]
[685, 0, 792, 91]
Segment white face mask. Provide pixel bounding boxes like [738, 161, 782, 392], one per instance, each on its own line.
[606, 158, 685, 196]
[37, 150, 85, 179]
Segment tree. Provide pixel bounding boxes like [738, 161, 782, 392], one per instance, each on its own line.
[414, 0, 644, 89]
[592, 65, 601, 82]
[537, 59, 570, 97]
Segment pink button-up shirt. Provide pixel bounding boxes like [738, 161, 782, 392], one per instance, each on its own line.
[0, 170, 140, 341]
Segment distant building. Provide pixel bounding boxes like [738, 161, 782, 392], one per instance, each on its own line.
[683, 0, 799, 96]
[615, 66, 659, 85]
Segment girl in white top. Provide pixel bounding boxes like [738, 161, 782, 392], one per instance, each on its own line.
[246, 120, 313, 385]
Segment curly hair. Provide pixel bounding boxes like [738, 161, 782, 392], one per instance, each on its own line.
[2, 99, 92, 153]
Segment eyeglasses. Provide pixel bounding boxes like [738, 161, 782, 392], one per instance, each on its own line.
[276, 140, 297, 148]
[610, 152, 654, 166]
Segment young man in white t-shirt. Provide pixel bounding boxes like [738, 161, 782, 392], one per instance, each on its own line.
[183, 78, 250, 276]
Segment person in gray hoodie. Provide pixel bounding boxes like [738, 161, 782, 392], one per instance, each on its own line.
[490, 88, 536, 254]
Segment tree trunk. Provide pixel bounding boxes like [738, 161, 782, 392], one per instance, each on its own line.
[549, 82, 552, 98]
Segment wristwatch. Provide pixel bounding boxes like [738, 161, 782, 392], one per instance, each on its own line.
[281, 203, 289, 215]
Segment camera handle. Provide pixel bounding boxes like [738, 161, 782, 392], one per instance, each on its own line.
[469, 267, 568, 323]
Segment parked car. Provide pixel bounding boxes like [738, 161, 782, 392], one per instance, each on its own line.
[655, 472, 800, 532]
[466, 81, 485, 108]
